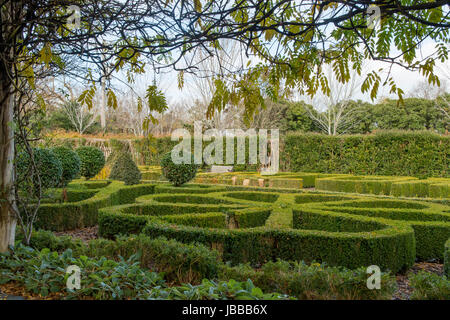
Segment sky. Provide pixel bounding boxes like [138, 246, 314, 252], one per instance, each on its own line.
[127, 38, 449, 110]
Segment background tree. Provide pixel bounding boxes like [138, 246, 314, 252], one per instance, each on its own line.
[303, 65, 365, 135]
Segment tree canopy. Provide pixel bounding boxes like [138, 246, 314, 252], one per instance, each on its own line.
[2, 1, 449, 121]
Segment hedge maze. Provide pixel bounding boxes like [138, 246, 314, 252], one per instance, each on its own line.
[37, 176, 450, 275]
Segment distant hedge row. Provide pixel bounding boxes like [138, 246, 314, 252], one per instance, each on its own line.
[284, 131, 449, 178]
[51, 130, 449, 177]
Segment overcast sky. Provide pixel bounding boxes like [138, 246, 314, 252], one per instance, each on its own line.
[128, 39, 449, 109]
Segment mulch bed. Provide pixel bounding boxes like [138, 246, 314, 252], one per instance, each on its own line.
[393, 261, 444, 300]
[54, 226, 98, 242]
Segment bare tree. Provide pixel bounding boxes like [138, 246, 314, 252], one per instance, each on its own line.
[304, 66, 364, 135]
[61, 100, 98, 134]
[185, 39, 245, 130]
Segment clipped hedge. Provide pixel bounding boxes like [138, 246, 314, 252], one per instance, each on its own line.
[98, 188, 417, 272]
[316, 175, 417, 195]
[316, 198, 450, 261]
[284, 131, 449, 178]
[391, 178, 450, 198]
[36, 181, 155, 231]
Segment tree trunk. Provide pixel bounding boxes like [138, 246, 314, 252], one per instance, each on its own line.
[0, 88, 17, 253]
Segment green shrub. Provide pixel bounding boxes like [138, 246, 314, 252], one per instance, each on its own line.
[0, 243, 287, 300]
[16, 148, 63, 193]
[52, 146, 81, 186]
[76, 146, 105, 180]
[109, 152, 142, 185]
[161, 152, 198, 186]
[0, 244, 164, 299]
[26, 230, 220, 284]
[409, 271, 450, 300]
[24, 230, 396, 300]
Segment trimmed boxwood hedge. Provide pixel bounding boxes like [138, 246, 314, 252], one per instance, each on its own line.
[35, 180, 156, 231]
[315, 198, 450, 261]
[98, 188, 419, 272]
[315, 175, 418, 196]
[391, 178, 450, 198]
[36, 181, 449, 274]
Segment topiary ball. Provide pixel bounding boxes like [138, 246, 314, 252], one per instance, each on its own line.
[109, 152, 142, 185]
[16, 148, 63, 194]
[75, 146, 105, 180]
[161, 152, 198, 186]
[52, 146, 81, 186]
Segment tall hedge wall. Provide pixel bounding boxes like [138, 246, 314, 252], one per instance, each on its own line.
[51, 130, 449, 177]
[284, 131, 449, 178]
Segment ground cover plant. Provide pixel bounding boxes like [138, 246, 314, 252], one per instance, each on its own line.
[0, 243, 289, 300]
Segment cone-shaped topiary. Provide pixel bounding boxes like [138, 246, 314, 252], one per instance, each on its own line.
[109, 152, 142, 185]
[76, 146, 105, 180]
[52, 146, 81, 186]
[161, 152, 198, 186]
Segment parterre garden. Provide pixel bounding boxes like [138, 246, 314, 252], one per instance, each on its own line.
[2, 141, 449, 300]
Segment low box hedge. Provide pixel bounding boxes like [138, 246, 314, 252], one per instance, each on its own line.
[316, 175, 417, 195]
[98, 189, 416, 272]
[391, 178, 450, 198]
[35, 181, 156, 231]
[315, 198, 450, 260]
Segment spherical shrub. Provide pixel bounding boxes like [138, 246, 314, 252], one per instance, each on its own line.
[76, 146, 105, 180]
[52, 146, 81, 186]
[161, 152, 198, 186]
[16, 148, 63, 193]
[109, 152, 142, 185]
